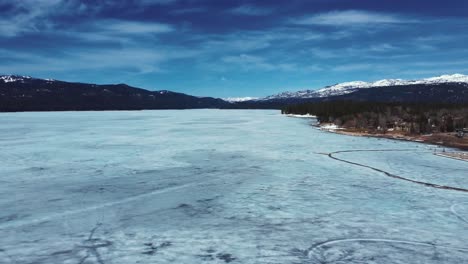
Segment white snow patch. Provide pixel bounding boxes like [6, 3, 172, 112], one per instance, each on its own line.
[0, 75, 32, 83]
[157, 90, 171, 94]
[224, 97, 259, 102]
[286, 114, 316, 118]
[320, 123, 344, 130]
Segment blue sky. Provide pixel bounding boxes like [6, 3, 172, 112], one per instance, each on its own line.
[1, 0, 468, 97]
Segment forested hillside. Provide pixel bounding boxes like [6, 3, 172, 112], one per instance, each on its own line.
[0, 76, 229, 111]
[282, 101, 468, 134]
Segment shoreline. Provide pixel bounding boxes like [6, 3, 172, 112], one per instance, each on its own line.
[317, 123, 468, 157]
[435, 152, 468, 162]
[285, 114, 317, 118]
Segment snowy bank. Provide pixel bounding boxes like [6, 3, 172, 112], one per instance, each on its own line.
[320, 123, 344, 130]
[285, 114, 316, 118]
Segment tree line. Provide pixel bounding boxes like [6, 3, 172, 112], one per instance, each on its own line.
[282, 101, 468, 134]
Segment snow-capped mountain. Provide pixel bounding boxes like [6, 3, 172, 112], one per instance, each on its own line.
[0, 75, 56, 83]
[224, 97, 259, 102]
[260, 74, 468, 101]
[422, 73, 468, 84]
[0, 75, 34, 83]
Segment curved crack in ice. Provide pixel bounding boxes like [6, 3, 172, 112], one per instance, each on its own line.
[328, 149, 468, 193]
[306, 238, 468, 260]
[316, 149, 468, 262]
[450, 203, 468, 224]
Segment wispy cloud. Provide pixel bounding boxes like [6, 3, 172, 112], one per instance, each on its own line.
[369, 43, 399, 52]
[0, 1, 176, 37]
[197, 27, 337, 55]
[96, 20, 174, 34]
[0, 46, 199, 75]
[332, 63, 378, 72]
[0, 0, 64, 37]
[293, 10, 419, 26]
[309, 43, 414, 60]
[219, 54, 320, 73]
[229, 5, 274, 16]
[221, 54, 278, 71]
[202, 35, 271, 52]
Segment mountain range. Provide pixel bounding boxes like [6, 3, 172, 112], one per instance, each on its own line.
[255, 74, 468, 101]
[1, 74, 468, 111]
[0, 75, 228, 111]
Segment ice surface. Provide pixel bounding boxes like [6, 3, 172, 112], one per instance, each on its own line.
[0, 110, 467, 264]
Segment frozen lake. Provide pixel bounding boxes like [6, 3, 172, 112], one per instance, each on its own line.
[0, 110, 467, 264]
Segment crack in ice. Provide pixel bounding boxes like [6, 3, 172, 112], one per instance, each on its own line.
[327, 149, 468, 193]
[306, 238, 468, 261]
[311, 149, 468, 262]
[0, 181, 216, 230]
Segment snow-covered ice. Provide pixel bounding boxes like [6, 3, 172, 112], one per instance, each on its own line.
[0, 110, 467, 264]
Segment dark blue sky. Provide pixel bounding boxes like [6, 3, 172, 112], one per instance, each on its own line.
[1, 0, 468, 97]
